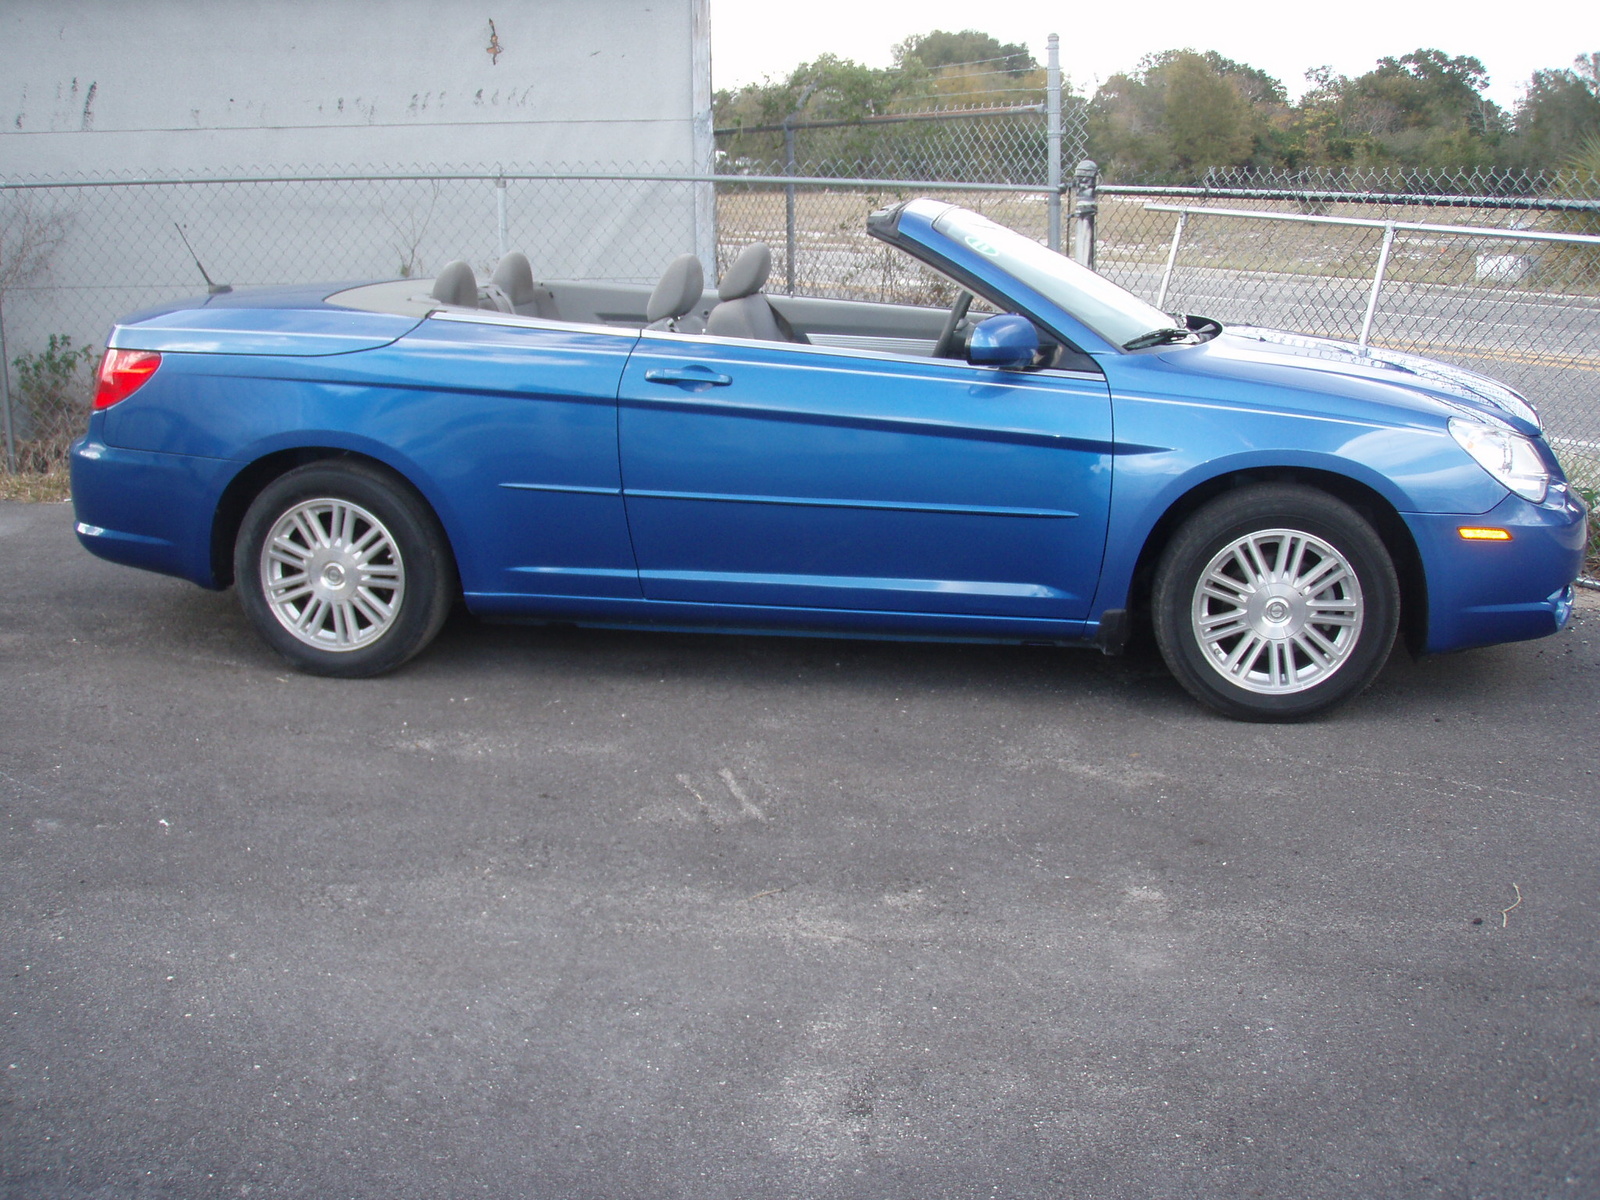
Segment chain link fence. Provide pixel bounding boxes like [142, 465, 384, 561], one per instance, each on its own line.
[3, 162, 1597, 530]
[714, 53, 1090, 187]
[0, 167, 712, 480]
[717, 106, 1087, 185]
[1092, 171, 1600, 492]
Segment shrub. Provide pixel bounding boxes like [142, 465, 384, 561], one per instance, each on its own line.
[6, 333, 98, 478]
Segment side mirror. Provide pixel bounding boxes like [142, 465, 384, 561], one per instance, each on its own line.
[966, 313, 1039, 370]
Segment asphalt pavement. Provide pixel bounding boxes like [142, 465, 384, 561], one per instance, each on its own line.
[3, 499, 1598, 1199]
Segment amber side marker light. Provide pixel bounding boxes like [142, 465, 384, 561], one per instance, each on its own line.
[93, 348, 162, 410]
[1458, 527, 1513, 542]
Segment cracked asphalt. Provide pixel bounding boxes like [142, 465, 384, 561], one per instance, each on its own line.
[3, 499, 1598, 1198]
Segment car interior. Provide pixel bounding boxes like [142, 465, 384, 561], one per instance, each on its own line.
[327, 243, 1098, 371]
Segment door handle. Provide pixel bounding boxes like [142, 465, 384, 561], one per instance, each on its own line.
[643, 366, 733, 389]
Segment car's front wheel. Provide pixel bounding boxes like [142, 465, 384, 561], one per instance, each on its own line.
[234, 462, 455, 677]
[1152, 484, 1399, 720]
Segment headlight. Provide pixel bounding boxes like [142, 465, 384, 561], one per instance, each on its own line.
[1449, 417, 1549, 504]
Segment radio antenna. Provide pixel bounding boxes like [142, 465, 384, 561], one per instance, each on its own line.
[174, 223, 232, 294]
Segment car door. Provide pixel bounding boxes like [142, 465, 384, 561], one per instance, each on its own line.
[617, 332, 1113, 622]
[382, 311, 642, 604]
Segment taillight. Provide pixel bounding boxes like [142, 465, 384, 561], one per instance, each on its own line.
[93, 349, 162, 410]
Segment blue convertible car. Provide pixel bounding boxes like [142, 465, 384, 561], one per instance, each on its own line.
[72, 199, 1587, 719]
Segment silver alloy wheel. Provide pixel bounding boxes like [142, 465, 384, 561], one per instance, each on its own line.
[259, 498, 406, 652]
[1190, 527, 1364, 695]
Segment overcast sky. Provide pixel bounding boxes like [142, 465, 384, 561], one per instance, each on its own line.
[709, 0, 1594, 112]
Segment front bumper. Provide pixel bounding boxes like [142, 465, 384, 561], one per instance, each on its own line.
[1406, 483, 1589, 654]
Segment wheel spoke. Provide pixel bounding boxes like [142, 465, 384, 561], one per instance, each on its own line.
[1199, 612, 1249, 638]
[290, 510, 324, 551]
[1243, 537, 1273, 583]
[296, 597, 327, 634]
[268, 534, 312, 566]
[336, 502, 358, 549]
[268, 577, 313, 604]
[1270, 534, 1293, 578]
[1223, 631, 1263, 675]
[1296, 556, 1347, 595]
[351, 587, 392, 625]
[1285, 535, 1309, 584]
[360, 562, 401, 585]
[1201, 574, 1249, 604]
[1296, 627, 1339, 666]
[350, 523, 385, 557]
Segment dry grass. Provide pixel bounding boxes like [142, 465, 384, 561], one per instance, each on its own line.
[0, 463, 71, 502]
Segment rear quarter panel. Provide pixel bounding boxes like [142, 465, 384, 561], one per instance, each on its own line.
[95, 317, 640, 598]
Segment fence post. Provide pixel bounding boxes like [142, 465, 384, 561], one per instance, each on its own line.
[495, 177, 508, 260]
[1360, 223, 1397, 349]
[1155, 210, 1188, 311]
[0, 294, 14, 474]
[690, 0, 717, 276]
[1046, 34, 1062, 252]
[783, 121, 798, 295]
[1072, 160, 1098, 270]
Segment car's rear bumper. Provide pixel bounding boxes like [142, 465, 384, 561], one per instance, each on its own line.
[70, 431, 231, 588]
[1408, 484, 1589, 654]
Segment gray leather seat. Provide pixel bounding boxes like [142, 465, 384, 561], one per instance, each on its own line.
[489, 251, 558, 318]
[430, 260, 479, 308]
[646, 254, 707, 333]
[706, 244, 806, 343]
[490, 252, 537, 308]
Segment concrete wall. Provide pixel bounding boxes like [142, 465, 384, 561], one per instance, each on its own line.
[3, 0, 711, 174]
[0, 0, 716, 369]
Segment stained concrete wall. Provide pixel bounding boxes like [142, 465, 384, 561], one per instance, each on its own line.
[2, 0, 711, 174]
[0, 0, 716, 363]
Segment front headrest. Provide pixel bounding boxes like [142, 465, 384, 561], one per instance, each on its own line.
[717, 243, 772, 301]
[430, 260, 478, 308]
[490, 252, 536, 307]
[647, 254, 706, 323]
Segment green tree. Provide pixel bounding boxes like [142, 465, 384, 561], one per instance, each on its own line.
[1304, 49, 1506, 167]
[894, 29, 1036, 76]
[1087, 50, 1281, 181]
[1511, 54, 1600, 168]
[714, 30, 1065, 180]
[1164, 53, 1257, 171]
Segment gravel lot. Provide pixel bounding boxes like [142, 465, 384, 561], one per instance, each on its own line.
[3, 499, 1598, 1199]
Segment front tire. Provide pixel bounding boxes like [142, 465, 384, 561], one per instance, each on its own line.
[1152, 484, 1399, 721]
[234, 462, 455, 677]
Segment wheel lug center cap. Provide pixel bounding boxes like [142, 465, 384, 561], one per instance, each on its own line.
[321, 562, 347, 589]
[1264, 598, 1292, 622]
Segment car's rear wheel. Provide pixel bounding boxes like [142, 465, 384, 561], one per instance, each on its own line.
[1152, 484, 1399, 720]
[234, 462, 455, 677]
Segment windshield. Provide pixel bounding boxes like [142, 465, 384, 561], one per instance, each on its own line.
[931, 207, 1181, 349]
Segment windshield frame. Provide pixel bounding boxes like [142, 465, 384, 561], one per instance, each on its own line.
[928, 207, 1182, 350]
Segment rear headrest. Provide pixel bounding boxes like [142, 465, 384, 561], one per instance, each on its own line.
[490, 252, 536, 308]
[430, 260, 478, 308]
[717, 243, 772, 301]
[647, 254, 706, 323]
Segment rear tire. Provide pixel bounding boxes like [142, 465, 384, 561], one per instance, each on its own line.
[1152, 484, 1399, 721]
[234, 462, 455, 677]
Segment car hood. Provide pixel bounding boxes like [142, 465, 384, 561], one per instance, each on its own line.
[1188, 326, 1542, 435]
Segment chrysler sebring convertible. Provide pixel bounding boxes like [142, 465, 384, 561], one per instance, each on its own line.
[71, 199, 1588, 719]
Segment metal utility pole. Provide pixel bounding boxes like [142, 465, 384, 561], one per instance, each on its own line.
[1046, 34, 1062, 252]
